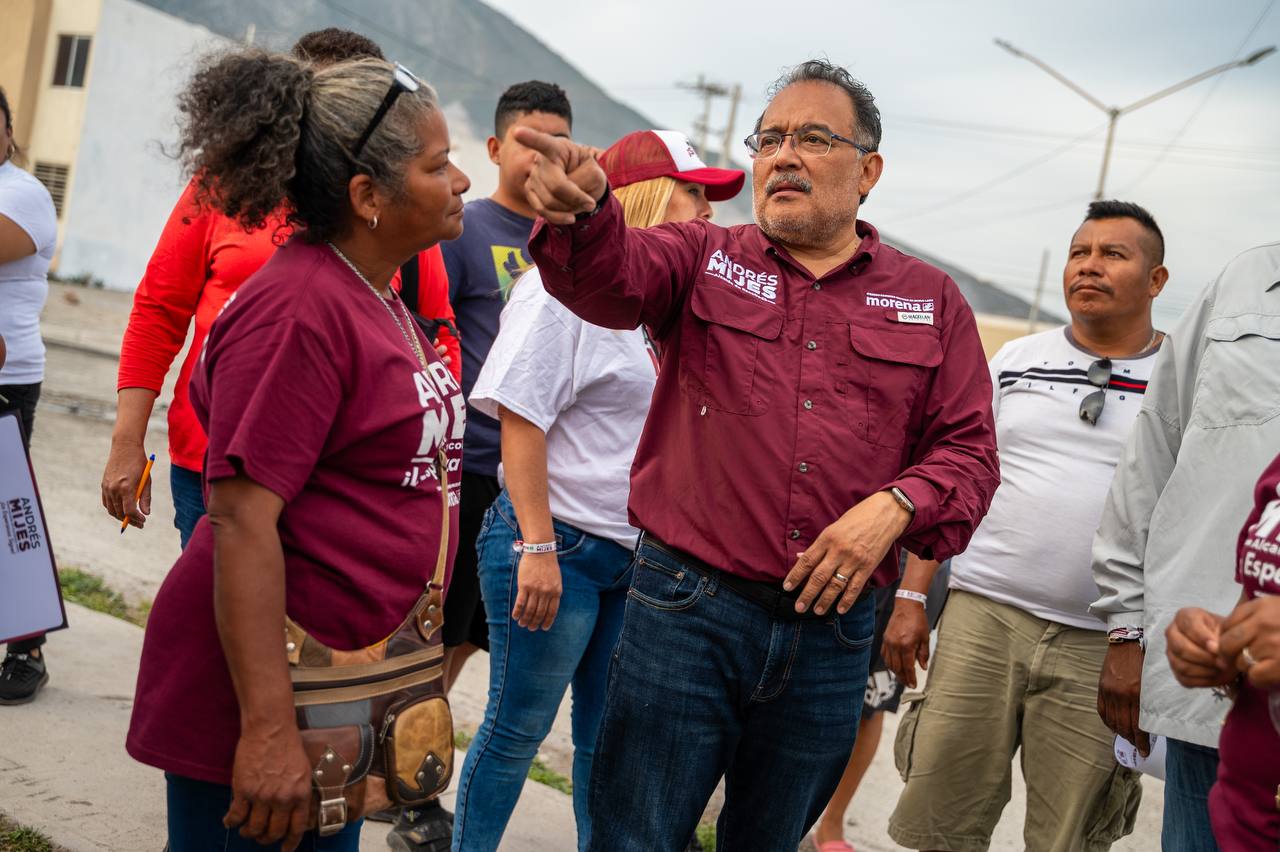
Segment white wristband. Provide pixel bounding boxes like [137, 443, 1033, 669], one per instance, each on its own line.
[895, 589, 928, 606]
[513, 539, 557, 554]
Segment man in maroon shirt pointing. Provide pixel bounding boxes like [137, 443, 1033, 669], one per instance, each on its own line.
[517, 60, 999, 850]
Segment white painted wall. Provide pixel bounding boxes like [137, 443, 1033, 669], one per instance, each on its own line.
[57, 0, 499, 291]
[57, 0, 224, 288]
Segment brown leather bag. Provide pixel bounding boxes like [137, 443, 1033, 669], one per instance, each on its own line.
[284, 452, 454, 836]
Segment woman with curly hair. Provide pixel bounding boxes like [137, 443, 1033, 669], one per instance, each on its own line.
[125, 49, 469, 851]
[100, 28, 460, 549]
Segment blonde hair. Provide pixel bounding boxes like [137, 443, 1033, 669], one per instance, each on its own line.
[613, 176, 677, 229]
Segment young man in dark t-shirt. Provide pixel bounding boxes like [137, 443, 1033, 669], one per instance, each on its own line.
[439, 81, 573, 684]
[390, 80, 574, 852]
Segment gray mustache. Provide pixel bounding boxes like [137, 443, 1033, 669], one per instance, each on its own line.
[766, 175, 812, 195]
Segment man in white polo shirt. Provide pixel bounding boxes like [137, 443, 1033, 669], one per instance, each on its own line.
[888, 201, 1168, 851]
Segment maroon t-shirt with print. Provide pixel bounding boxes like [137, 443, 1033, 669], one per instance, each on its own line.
[1210, 452, 1280, 846]
[126, 238, 464, 785]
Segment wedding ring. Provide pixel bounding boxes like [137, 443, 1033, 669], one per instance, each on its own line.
[833, 572, 850, 584]
[1242, 646, 1258, 669]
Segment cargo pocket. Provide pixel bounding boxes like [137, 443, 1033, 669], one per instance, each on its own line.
[893, 694, 924, 782]
[834, 316, 942, 448]
[682, 284, 784, 416]
[1084, 765, 1142, 846]
[1192, 315, 1280, 428]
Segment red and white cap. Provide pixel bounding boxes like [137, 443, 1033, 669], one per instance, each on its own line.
[598, 130, 745, 202]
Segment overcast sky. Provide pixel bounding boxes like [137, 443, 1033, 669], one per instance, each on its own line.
[483, 0, 1279, 327]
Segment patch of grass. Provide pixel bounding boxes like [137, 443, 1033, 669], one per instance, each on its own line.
[528, 756, 573, 795]
[58, 567, 150, 627]
[695, 823, 716, 850]
[0, 813, 64, 852]
[452, 728, 573, 794]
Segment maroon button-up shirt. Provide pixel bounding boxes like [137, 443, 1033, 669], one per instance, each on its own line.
[529, 194, 999, 587]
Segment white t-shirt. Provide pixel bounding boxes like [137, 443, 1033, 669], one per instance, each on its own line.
[950, 327, 1159, 630]
[469, 267, 657, 548]
[0, 161, 57, 384]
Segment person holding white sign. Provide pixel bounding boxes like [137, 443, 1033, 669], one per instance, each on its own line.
[0, 85, 58, 706]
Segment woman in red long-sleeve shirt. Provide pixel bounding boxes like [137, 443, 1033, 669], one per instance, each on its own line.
[100, 30, 459, 548]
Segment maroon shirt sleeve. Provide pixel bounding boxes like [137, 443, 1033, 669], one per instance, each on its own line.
[528, 191, 706, 335]
[885, 276, 1000, 561]
[201, 317, 342, 503]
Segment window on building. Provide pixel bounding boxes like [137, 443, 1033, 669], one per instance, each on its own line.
[52, 35, 92, 88]
[33, 162, 70, 218]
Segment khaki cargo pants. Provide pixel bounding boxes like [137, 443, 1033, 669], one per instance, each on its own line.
[888, 590, 1142, 852]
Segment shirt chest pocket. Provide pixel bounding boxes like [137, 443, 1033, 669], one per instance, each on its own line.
[680, 284, 784, 416]
[1192, 314, 1280, 428]
[830, 317, 942, 448]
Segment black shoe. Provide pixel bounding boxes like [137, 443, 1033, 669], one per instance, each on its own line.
[0, 651, 48, 705]
[386, 799, 452, 852]
[366, 805, 399, 823]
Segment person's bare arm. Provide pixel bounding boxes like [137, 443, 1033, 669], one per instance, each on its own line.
[101, 388, 160, 527]
[881, 554, 943, 689]
[209, 475, 311, 850]
[0, 213, 36, 265]
[499, 405, 561, 631]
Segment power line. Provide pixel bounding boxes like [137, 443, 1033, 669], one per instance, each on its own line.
[890, 123, 1108, 223]
[1116, 0, 1277, 193]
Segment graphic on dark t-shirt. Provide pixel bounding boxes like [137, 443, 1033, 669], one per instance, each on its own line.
[441, 198, 535, 477]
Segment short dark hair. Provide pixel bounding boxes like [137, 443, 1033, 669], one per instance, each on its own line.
[758, 59, 881, 153]
[1084, 200, 1165, 265]
[494, 81, 572, 138]
[291, 28, 384, 64]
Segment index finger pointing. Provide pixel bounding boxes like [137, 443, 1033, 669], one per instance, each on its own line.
[513, 126, 566, 159]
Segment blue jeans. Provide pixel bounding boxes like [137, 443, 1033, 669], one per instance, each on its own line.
[165, 773, 361, 851]
[452, 490, 633, 852]
[170, 464, 206, 550]
[1163, 739, 1221, 851]
[586, 540, 876, 851]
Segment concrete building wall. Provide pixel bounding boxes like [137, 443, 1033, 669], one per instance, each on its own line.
[56, 0, 498, 290]
[0, 0, 53, 151]
[56, 0, 227, 287]
[24, 0, 102, 254]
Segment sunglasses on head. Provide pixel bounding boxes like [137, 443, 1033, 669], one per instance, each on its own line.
[1079, 358, 1111, 426]
[351, 63, 422, 160]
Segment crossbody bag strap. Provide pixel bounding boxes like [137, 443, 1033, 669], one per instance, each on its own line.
[286, 449, 452, 664]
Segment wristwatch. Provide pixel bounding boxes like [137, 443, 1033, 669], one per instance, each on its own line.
[888, 487, 916, 517]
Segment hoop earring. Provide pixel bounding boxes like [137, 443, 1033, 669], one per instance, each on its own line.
[368, 215, 379, 230]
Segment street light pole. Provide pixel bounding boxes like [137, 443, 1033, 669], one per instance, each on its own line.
[994, 39, 1276, 199]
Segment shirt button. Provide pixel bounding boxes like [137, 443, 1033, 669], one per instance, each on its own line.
[789, 529, 801, 540]
[806, 340, 817, 350]
[812, 282, 822, 291]
[803, 399, 814, 410]
[798, 462, 809, 473]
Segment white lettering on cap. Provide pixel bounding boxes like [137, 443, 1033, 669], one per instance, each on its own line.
[652, 130, 708, 172]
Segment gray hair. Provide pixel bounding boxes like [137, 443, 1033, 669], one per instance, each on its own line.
[758, 59, 882, 153]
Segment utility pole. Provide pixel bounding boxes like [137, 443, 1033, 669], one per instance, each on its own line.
[679, 75, 733, 155]
[995, 39, 1275, 199]
[718, 84, 742, 167]
[1028, 248, 1050, 333]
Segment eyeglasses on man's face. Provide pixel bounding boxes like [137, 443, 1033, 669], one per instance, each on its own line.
[743, 125, 871, 160]
[352, 63, 423, 160]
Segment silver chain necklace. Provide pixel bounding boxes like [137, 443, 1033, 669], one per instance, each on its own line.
[328, 242, 428, 371]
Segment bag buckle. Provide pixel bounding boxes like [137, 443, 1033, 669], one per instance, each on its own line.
[317, 797, 347, 836]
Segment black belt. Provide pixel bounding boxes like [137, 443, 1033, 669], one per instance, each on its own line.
[639, 534, 869, 622]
